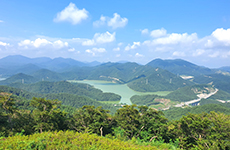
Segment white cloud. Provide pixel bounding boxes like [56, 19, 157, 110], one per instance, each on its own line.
[68, 48, 75, 52]
[53, 40, 68, 49]
[140, 28, 230, 63]
[92, 47, 106, 53]
[18, 38, 51, 48]
[118, 42, 123, 46]
[141, 29, 149, 35]
[0, 20, 4, 23]
[150, 28, 167, 38]
[85, 49, 95, 56]
[93, 15, 106, 27]
[94, 32, 116, 43]
[204, 39, 213, 48]
[54, 3, 88, 25]
[116, 54, 121, 57]
[193, 49, 205, 56]
[85, 47, 106, 56]
[172, 51, 185, 57]
[0, 41, 10, 46]
[93, 13, 128, 29]
[33, 38, 51, 48]
[135, 53, 144, 57]
[18, 38, 68, 49]
[125, 42, 140, 51]
[82, 31, 116, 46]
[108, 13, 128, 29]
[209, 51, 219, 58]
[212, 28, 230, 45]
[113, 47, 120, 51]
[144, 33, 198, 46]
[82, 39, 95, 46]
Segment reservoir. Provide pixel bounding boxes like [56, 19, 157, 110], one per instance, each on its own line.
[69, 80, 171, 105]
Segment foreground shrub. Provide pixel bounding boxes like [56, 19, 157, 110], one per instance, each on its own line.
[0, 130, 165, 150]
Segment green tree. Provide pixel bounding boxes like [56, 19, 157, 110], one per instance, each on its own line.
[30, 97, 67, 133]
[0, 92, 16, 135]
[137, 106, 168, 142]
[169, 112, 230, 149]
[114, 105, 141, 139]
[69, 105, 112, 136]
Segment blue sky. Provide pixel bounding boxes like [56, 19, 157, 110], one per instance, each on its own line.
[0, 0, 230, 68]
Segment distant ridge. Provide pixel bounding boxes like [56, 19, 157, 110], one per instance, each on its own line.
[0, 55, 101, 76]
[146, 58, 214, 76]
[0, 73, 38, 85]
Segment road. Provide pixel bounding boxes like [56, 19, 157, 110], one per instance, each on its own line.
[174, 88, 218, 107]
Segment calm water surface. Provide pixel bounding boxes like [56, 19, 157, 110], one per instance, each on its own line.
[69, 80, 168, 105]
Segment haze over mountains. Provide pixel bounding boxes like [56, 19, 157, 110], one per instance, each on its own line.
[0, 55, 228, 78]
[1, 54, 230, 95]
[1, 54, 230, 115]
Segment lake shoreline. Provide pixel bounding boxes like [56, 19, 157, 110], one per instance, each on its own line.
[68, 80, 171, 105]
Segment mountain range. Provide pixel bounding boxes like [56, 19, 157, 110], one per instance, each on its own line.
[0, 55, 229, 93]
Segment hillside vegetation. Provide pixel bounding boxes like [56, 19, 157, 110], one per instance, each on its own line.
[0, 85, 118, 114]
[9, 81, 121, 102]
[0, 92, 229, 149]
[0, 131, 162, 150]
[147, 58, 214, 76]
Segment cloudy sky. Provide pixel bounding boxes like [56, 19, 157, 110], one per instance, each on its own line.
[0, 0, 230, 68]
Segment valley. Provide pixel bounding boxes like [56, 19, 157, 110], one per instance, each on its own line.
[68, 79, 171, 105]
[0, 55, 230, 149]
[0, 55, 230, 114]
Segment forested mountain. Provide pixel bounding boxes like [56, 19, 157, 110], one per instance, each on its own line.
[8, 81, 121, 102]
[0, 59, 195, 92]
[0, 73, 38, 85]
[218, 66, 230, 72]
[194, 73, 230, 93]
[0, 85, 118, 114]
[147, 58, 215, 76]
[0, 55, 100, 77]
[30, 69, 64, 82]
[164, 103, 230, 121]
[127, 67, 193, 92]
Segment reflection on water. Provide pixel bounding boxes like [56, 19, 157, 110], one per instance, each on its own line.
[70, 80, 158, 105]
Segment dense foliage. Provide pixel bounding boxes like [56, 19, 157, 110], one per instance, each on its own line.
[164, 104, 230, 121]
[207, 90, 230, 100]
[0, 85, 118, 114]
[164, 86, 198, 102]
[0, 92, 229, 149]
[194, 74, 230, 93]
[0, 131, 165, 150]
[130, 94, 161, 106]
[127, 68, 193, 92]
[146, 58, 214, 76]
[9, 81, 121, 102]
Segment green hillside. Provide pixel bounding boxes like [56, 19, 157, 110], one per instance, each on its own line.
[0, 73, 38, 85]
[0, 131, 162, 150]
[147, 58, 214, 76]
[127, 68, 193, 92]
[164, 103, 230, 121]
[164, 86, 198, 102]
[87, 62, 154, 83]
[31, 69, 64, 82]
[130, 94, 161, 106]
[0, 85, 118, 114]
[9, 81, 121, 102]
[194, 73, 230, 93]
[207, 90, 230, 100]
